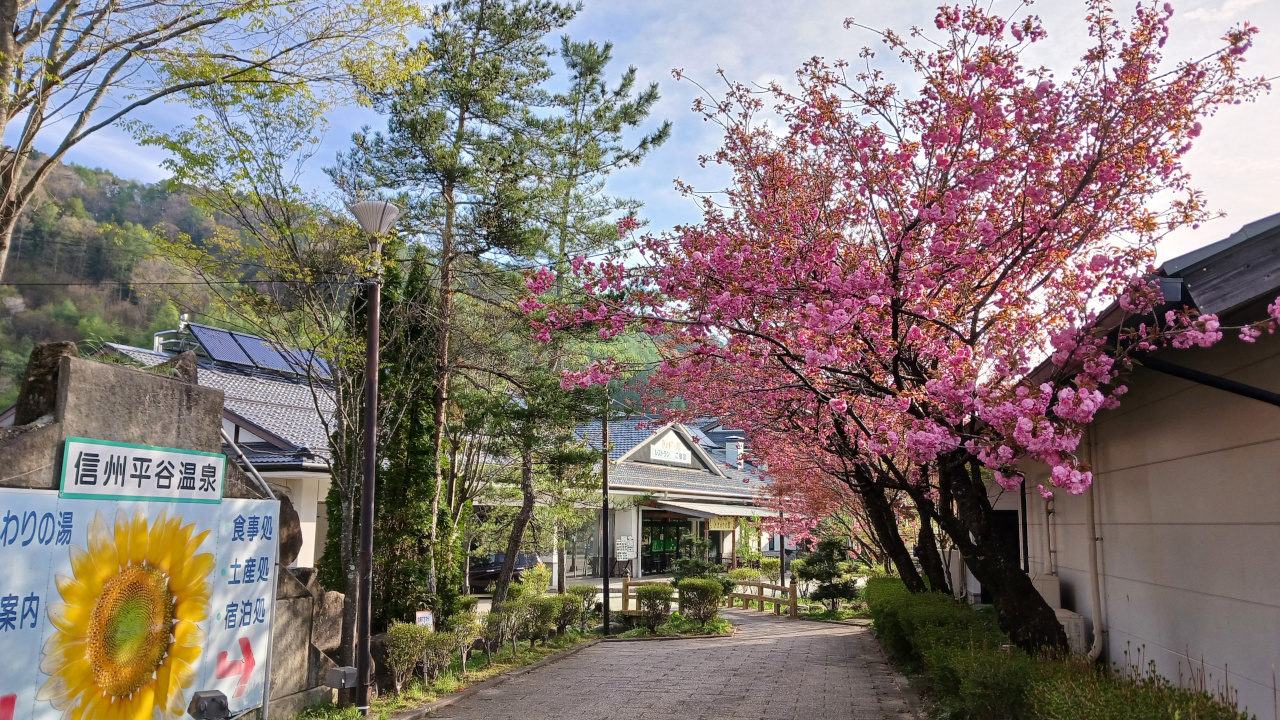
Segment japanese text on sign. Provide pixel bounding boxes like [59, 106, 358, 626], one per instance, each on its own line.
[61, 437, 225, 503]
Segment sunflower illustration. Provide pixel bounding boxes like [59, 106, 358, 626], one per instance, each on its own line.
[37, 508, 215, 720]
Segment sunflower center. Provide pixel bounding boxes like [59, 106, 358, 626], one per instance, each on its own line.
[87, 564, 175, 697]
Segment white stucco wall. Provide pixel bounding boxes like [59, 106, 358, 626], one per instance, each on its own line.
[269, 471, 330, 569]
[1021, 334, 1280, 718]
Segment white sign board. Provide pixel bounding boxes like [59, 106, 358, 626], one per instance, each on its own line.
[415, 610, 435, 632]
[615, 535, 635, 559]
[0, 488, 279, 719]
[61, 437, 226, 503]
[648, 433, 691, 465]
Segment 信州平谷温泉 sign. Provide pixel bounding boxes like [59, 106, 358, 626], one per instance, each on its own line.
[1, 440, 277, 719]
[61, 437, 226, 503]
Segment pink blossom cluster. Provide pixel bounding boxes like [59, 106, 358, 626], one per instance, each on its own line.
[517, 1, 1269, 513]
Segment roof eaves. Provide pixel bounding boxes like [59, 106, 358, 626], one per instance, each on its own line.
[1161, 211, 1280, 276]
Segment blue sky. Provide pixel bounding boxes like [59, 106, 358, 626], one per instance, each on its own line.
[55, 0, 1280, 263]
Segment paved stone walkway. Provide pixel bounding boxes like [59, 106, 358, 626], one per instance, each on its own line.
[431, 609, 913, 720]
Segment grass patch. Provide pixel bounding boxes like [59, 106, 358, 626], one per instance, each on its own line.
[618, 612, 733, 638]
[296, 631, 597, 720]
[801, 603, 869, 621]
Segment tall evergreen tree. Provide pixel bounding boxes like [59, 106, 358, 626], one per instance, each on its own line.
[332, 0, 579, 594]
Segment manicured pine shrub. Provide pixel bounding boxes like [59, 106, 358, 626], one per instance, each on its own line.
[677, 578, 724, 627]
[636, 584, 675, 632]
[566, 585, 598, 633]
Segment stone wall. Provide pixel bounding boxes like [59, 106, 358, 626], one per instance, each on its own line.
[0, 345, 343, 719]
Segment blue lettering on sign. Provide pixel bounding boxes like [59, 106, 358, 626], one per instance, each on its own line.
[0, 592, 41, 632]
[2, 510, 64, 547]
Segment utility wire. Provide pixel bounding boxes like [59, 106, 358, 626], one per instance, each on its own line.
[0, 279, 359, 287]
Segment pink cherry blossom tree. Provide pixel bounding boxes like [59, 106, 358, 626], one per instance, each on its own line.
[528, 1, 1270, 650]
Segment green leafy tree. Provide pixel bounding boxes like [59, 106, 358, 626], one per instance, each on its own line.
[0, 0, 422, 279]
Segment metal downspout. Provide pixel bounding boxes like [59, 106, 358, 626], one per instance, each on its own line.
[222, 428, 280, 719]
[1084, 424, 1106, 662]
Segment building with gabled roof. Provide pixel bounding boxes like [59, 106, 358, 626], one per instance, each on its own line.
[573, 415, 783, 578]
[0, 322, 338, 569]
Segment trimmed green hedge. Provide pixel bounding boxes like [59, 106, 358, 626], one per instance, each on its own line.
[863, 578, 1253, 720]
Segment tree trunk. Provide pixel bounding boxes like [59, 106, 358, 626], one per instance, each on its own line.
[426, 181, 457, 596]
[915, 516, 951, 594]
[556, 524, 566, 594]
[849, 466, 927, 592]
[925, 450, 1068, 652]
[492, 443, 536, 603]
[339, 487, 358, 666]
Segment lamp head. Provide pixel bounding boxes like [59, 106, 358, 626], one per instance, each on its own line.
[348, 200, 402, 243]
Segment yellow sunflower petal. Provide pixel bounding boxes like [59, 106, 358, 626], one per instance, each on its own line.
[47, 601, 92, 636]
[175, 596, 209, 623]
[86, 512, 120, 578]
[128, 508, 149, 567]
[145, 508, 169, 566]
[173, 619, 205, 648]
[68, 546, 102, 593]
[54, 573, 95, 608]
[38, 636, 86, 675]
[127, 685, 155, 720]
[113, 509, 131, 567]
[36, 663, 88, 708]
[172, 551, 215, 597]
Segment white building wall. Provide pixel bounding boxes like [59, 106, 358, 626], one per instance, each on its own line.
[1021, 335, 1280, 719]
[269, 471, 330, 569]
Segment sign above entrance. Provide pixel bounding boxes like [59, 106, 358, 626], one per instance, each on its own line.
[647, 432, 692, 466]
[60, 437, 226, 503]
[709, 517, 736, 531]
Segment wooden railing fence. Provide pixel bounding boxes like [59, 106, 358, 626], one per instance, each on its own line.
[620, 577, 798, 619]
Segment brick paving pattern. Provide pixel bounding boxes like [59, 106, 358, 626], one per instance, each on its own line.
[431, 609, 913, 720]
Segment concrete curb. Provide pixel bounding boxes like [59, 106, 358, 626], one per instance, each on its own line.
[869, 635, 923, 720]
[391, 639, 602, 719]
[795, 616, 873, 627]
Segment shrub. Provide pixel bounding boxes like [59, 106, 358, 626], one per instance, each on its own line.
[1028, 660, 1254, 720]
[567, 585, 597, 633]
[553, 593, 579, 635]
[863, 578, 1253, 720]
[794, 538, 860, 611]
[726, 567, 763, 583]
[635, 584, 675, 632]
[524, 596, 560, 646]
[420, 630, 456, 684]
[678, 578, 723, 628]
[519, 564, 553, 598]
[450, 612, 483, 677]
[384, 622, 430, 694]
[492, 597, 527, 657]
[760, 557, 781, 583]
[481, 610, 506, 665]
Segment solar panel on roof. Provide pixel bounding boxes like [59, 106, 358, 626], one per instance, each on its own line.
[232, 333, 295, 373]
[281, 349, 332, 379]
[189, 324, 253, 365]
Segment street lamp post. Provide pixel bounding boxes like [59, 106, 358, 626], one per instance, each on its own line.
[348, 200, 401, 715]
[600, 400, 611, 636]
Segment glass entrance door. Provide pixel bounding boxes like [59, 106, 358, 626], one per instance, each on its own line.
[641, 517, 690, 574]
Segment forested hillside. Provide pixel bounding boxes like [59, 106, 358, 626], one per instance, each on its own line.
[0, 156, 224, 406]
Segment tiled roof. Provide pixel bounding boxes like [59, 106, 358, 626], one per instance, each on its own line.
[102, 343, 171, 367]
[231, 441, 327, 471]
[199, 365, 334, 459]
[98, 343, 334, 467]
[577, 416, 770, 499]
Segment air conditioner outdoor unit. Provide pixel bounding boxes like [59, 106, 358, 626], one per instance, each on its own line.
[1030, 574, 1062, 610]
[1055, 609, 1088, 655]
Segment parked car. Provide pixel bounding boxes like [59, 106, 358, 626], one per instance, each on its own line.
[468, 553, 543, 594]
